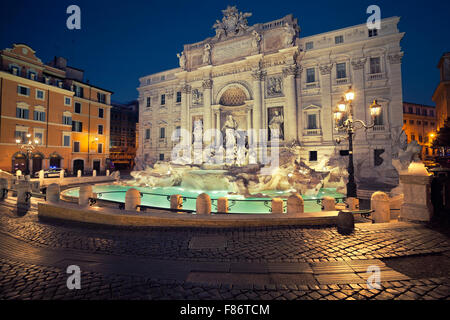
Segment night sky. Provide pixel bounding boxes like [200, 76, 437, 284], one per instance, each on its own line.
[1, 0, 449, 106]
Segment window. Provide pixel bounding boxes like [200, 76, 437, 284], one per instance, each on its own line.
[309, 151, 318, 162]
[28, 70, 37, 80]
[424, 136, 429, 143]
[431, 122, 435, 126]
[64, 97, 71, 106]
[306, 68, 315, 83]
[98, 125, 103, 135]
[63, 134, 70, 147]
[72, 121, 83, 132]
[429, 110, 434, 117]
[145, 129, 150, 139]
[411, 134, 416, 141]
[160, 127, 165, 139]
[74, 102, 81, 114]
[374, 149, 384, 166]
[374, 111, 383, 125]
[33, 110, 45, 122]
[305, 41, 314, 50]
[370, 57, 381, 74]
[34, 131, 43, 145]
[36, 89, 44, 100]
[161, 94, 166, 105]
[409, 120, 414, 124]
[11, 66, 19, 75]
[73, 85, 84, 98]
[146, 97, 151, 107]
[97, 93, 106, 103]
[160, 75, 165, 81]
[98, 108, 104, 118]
[63, 115, 72, 125]
[16, 107, 29, 119]
[424, 121, 428, 126]
[422, 109, 427, 116]
[336, 63, 346, 79]
[403, 120, 406, 124]
[408, 107, 413, 113]
[419, 135, 423, 143]
[73, 141, 80, 152]
[335, 35, 344, 44]
[417, 121, 422, 125]
[159, 153, 165, 161]
[17, 85, 30, 96]
[307, 114, 317, 129]
[368, 29, 378, 37]
[55, 80, 63, 88]
[176, 91, 182, 103]
[416, 108, 421, 115]
[15, 130, 27, 142]
[98, 143, 103, 153]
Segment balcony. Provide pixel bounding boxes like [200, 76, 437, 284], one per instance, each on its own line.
[368, 73, 384, 81]
[305, 82, 319, 89]
[336, 78, 348, 85]
[372, 125, 385, 131]
[304, 128, 322, 136]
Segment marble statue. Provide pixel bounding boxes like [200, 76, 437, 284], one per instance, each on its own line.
[177, 52, 186, 70]
[284, 22, 297, 46]
[252, 30, 262, 53]
[203, 43, 211, 65]
[269, 110, 284, 140]
[222, 114, 239, 146]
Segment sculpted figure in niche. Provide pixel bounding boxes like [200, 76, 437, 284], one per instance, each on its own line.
[284, 23, 297, 46]
[269, 109, 284, 140]
[203, 43, 212, 65]
[221, 114, 239, 147]
[252, 30, 262, 53]
[177, 52, 186, 70]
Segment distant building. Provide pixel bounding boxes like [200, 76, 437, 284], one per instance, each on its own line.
[432, 52, 450, 130]
[402, 102, 437, 157]
[0, 43, 113, 174]
[110, 100, 138, 170]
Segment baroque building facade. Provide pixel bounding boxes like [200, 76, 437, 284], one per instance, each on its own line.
[137, 7, 404, 181]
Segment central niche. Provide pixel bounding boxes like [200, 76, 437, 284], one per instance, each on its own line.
[219, 87, 247, 106]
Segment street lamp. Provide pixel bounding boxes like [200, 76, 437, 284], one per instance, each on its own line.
[15, 133, 40, 175]
[333, 86, 382, 198]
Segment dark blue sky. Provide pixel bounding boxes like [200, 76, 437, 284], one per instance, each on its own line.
[1, 0, 449, 105]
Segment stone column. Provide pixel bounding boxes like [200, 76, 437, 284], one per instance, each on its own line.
[350, 57, 367, 142]
[319, 63, 333, 142]
[202, 79, 213, 133]
[246, 107, 252, 143]
[387, 53, 404, 131]
[181, 84, 191, 134]
[282, 65, 299, 143]
[252, 70, 265, 144]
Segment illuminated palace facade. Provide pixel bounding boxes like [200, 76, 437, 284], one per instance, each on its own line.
[137, 7, 404, 171]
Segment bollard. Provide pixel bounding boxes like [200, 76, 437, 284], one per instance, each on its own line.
[196, 193, 211, 215]
[39, 169, 44, 185]
[46, 183, 60, 204]
[287, 193, 304, 215]
[31, 181, 40, 193]
[24, 175, 30, 181]
[346, 197, 359, 211]
[371, 191, 390, 223]
[322, 196, 336, 211]
[271, 198, 284, 214]
[0, 178, 8, 201]
[79, 185, 93, 207]
[217, 197, 228, 213]
[59, 169, 65, 181]
[16, 170, 22, 179]
[16, 180, 31, 214]
[170, 194, 183, 211]
[125, 188, 141, 211]
[77, 170, 82, 178]
[106, 169, 110, 176]
[337, 210, 355, 235]
[93, 170, 97, 177]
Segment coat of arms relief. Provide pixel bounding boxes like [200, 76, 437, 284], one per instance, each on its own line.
[213, 6, 252, 39]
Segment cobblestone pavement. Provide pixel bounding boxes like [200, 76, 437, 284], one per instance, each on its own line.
[0, 198, 449, 300]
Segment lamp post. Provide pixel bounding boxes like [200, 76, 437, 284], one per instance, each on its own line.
[333, 86, 382, 198]
[15, 134, 40, 175]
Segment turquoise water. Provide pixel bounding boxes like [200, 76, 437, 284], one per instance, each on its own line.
[63, 185, 344, 214]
